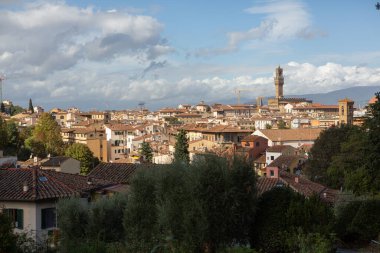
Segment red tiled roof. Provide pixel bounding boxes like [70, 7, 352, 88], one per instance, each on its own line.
[242, 135, 265, 142]
[266, 145, 294, 153]
[88, 163, 159, 184]
[0, 168, 114, 201]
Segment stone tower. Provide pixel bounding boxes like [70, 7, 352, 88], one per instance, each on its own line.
[274, 66, 284, 98]
[338, 98, 354, 125]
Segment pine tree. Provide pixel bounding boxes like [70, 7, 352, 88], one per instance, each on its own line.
[0, 102, 5, 113]
[140, 141, 153, 163]
[174, 129, 189, 164]
[28, 98, 34, 113]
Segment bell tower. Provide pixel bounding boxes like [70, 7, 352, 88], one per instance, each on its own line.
[274, 66, 284, 98]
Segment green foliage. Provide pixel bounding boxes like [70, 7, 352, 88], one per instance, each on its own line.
[124, 169, 159, 252]
[277, 120, 287, 129]
[305, 124, 359, 186]
[0, 212, 17, 253]
[0, 117, 8, 150]
[29, 113, 63, 156]
[124, 155, 257, 253]
[25, 137, 47, 158]
[28, 98, 34, 113]
[57, 198, 89, 252]
[251, 187, 335, 253]
[9, 104, 25, 116]
[335, 200, 380, 243]
[265, 123, 272, 129]
[65, 143, 98, 175]
[88, 194, 127, 243]
[140, 141, 153, 163]
[174, 129, 189, 164]
[0, 102, 5, 113]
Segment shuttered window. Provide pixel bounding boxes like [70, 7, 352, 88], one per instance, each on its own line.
[4, 209, 23, 229]
[41, 208, 56, 229]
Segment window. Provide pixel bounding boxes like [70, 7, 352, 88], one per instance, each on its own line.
[271, 156, 274, 160]
[41, 208, 56, 229]
[4, 209, 23, 229]
[256, 142, 260, 147]
[270, 170, 274, 177]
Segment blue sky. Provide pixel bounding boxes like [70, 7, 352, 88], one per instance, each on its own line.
[0, 0, 380, 110]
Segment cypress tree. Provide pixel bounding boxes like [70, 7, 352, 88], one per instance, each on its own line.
[0, 102, 5, 113]
[174, 129, 190, 164]
[28, 98, 34, 113]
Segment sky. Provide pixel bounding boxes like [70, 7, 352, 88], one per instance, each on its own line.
[0, 0, 380, 110]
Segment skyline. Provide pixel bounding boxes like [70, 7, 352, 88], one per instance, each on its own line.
[0, 0, 380, 110]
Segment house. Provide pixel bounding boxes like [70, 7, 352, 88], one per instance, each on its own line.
[265, 145, 296, 166]
[40, 156, 80, 174]
[0, 150, 17, 168]
[239, 135, 268, 163]
[88, 163, 159, 184]
[0, 168, 115, 242]
[61, 127, 108, 162]
[104, 124, 135, 162]
[253, 128, 323, 147]
[257, 167, 339, 203]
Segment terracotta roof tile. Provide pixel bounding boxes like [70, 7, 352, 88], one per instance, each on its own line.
[0, 168, 114, 201]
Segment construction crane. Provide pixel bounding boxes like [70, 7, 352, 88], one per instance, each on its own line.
[0, 74, 5, 104]
[234, 88, 255, 104]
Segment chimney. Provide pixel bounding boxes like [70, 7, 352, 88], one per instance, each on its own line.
[23, 181, 29, 192]
[295, 176, 299, 183]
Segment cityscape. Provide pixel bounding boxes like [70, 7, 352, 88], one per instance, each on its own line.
[1, 1, 380, 253]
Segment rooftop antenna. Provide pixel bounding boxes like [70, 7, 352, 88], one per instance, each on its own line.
[0, 74, 6, 104]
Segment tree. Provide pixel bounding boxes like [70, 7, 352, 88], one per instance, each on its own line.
[0, 117, 8, 150]
[0, 102, 5, 113]
[65, 143, 99, 175]
[277, 120, 287, 129]
[251, 188, 334, 253]
[305, 124, 359, 186]
[326, 92, 380, 195]
[0, 212, 17, 253]
[265, 123, 272, 129]
[140, 141, 153, 163]
[174, 129, 189, 164]
[30, 112, 63, 156]
[28, 98, 34, 113]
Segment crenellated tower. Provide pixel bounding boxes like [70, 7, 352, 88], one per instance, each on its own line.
[274, 66, 284, 98]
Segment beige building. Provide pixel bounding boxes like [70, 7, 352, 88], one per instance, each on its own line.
[61, 128, 108, 162]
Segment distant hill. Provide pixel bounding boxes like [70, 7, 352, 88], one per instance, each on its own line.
[288, 86, 380, 107]
[249, 86, 380, 108]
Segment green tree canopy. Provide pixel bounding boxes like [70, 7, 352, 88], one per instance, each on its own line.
[251, 187, 334, 253]
[29, 112, 63, 156]
[140, 141, 153, 163]
[28, 98, 34, 113]
[0, 102, 5, 113]
[124, 155, 257, 253]
[65, 143, 99, 175]
[305, 124, 360, 185]
[0, 117, 8, 150]
[174, 129, 189, 164]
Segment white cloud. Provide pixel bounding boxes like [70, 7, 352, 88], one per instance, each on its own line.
[195, 0, 324, 57]
[0, 2, 171, 78]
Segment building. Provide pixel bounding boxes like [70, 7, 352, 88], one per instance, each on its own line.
[40, 156, 80, 174]
[267, 66, 312, 110]
[338, 98, 354, 125]
[0, 168, 115, 242]
[253, 128, 323, 148]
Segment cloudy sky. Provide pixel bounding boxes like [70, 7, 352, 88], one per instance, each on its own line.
[0, 0, 380, 110]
